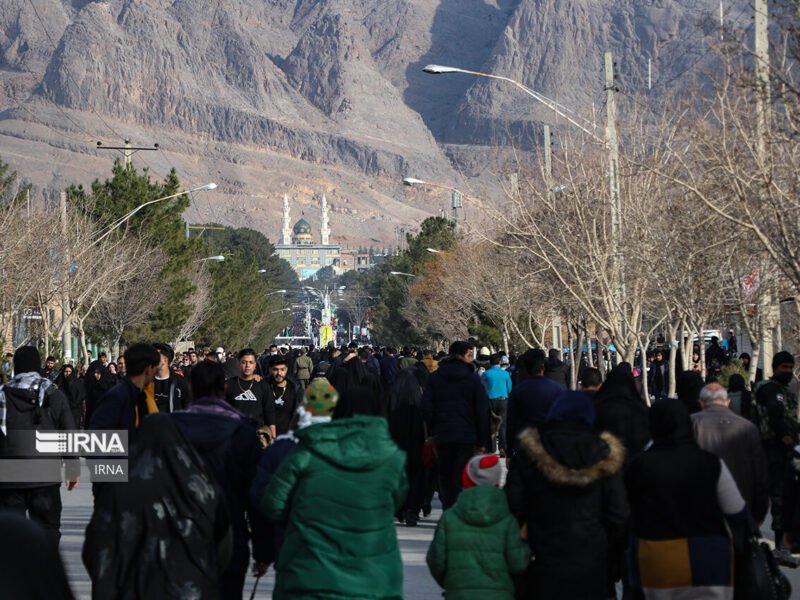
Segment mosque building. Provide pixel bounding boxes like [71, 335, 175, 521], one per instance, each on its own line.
[275, 195, 341, 279]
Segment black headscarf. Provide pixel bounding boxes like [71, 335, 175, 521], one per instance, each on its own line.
[649, 398, 695, 448]
[387, 368, 428, 453]
[594, 362, 643, 406]
[332, 385, 385, 420]
[727, 373, 746, 393]
[675, 371, 704, 414]
[83, 413, 228, 599]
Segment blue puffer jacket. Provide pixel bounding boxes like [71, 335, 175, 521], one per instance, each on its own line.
[421, 357, 490, 447]
[172, 397, 265, 574]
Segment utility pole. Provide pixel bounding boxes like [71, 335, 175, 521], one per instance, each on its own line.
[605, 52, 620, 241]
[60, 191, 72, 364]
[754, 0, 778, 377]
[544, 125, 554, 202]
[96, 140, 159, 167]
[648, 58, 652, 90]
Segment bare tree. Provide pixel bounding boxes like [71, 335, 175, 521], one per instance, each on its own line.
[92, 249, 168, 358]
[171, 264, 213, 348]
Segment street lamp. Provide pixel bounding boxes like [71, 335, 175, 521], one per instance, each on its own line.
[426, 248, 441, 254]
[92, 182, 217, 246]
[265, 289, 287, 296]
[197, 255, 226, 262]
[421, 64, 600, 141]
[390, 271, 416, 277]
[403, 177, 469, 228]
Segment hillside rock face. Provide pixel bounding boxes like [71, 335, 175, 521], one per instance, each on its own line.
[0, 0, 732, 248]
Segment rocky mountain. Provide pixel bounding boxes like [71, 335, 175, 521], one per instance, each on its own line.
[0, 0, 735, 249]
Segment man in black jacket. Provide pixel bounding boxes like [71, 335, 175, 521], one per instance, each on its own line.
[420, 340, 490, 509]
[88, 343, 160, 441]
[692, 383, 769, 523]
[755, 351, 800, 554]
[0, 346, 80, 546]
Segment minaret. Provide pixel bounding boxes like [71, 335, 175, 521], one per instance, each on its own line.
[281, 195, 291, 245]
[320, 194, 331, 245]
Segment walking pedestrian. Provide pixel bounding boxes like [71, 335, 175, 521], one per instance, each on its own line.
[292, 347, 313, 391]
[54, 363, 86, 429]
[265, 354, 304, 436]
[592, 363, 650, 462]
[481, 353, 512, 456]
[149, 343, 191, 413]
[84, 413, 230, 599]
[0, 346, 80, 546]
[692, 382, 769, 524]
[505, 390, 628, 598]
[506, 349, 562, 456]
[426, 454, 530, 599]
[421, 341, 490, 509]
[87, 343, 160, 441]
[173, 360, 268, 600]
[626, 399, 747, 599]
[225, 348, 276, 439]
[259, 387, 407, 600]
[754, 350, 800, 558]
[388, 366, 429, 525]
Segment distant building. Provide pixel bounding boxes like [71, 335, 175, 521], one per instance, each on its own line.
[336, 249, 373, 272]
[275, 195, 341, 279]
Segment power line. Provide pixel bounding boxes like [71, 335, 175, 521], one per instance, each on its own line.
[5, 94, 91, 144]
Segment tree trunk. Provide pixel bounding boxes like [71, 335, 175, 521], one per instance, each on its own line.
[78, 322, 89, 367]
[585, 323, 594, 368]
[567, 322, 577, 390]
[638, 332, 652, 406]
[667, 319, 679, 399]
[749, 342, 761, 390]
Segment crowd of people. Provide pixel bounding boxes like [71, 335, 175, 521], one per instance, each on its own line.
[0, 337, 797, 599]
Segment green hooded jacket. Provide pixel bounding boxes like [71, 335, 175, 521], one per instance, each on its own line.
[261, 415, 408, 599]
[426, 485, 531, 600]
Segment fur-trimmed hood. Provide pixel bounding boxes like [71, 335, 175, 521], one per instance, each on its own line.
[518, 427, 625, 487]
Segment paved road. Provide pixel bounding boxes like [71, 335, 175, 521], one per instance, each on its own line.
[57, 461, 800, 598]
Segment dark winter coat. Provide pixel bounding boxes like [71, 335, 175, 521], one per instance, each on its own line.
[0, 374, 79, 489]
[426, 485, 530, 600]
[87, 377, 148, 442]
[55, 369, 86, 429]
[260, 416, 407, 600]
[626, 400, 745, 598]
[506, 376, 563, 453]
[172, 396, 265, 575]
[83, 414, 229, 600]
[593, 364, 650, 461]
[83, 361, 115, 426]
[505, 424, 628, 599]
[544, 358, 569, 389]
[420, 357, 490, 448]
[380, 355, 399, 388]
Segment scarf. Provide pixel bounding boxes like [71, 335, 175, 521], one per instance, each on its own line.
[0, 372, 52, 435]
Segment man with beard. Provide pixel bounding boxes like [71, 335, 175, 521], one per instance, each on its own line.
[149, 343, 191, 413]
[265, 355, 304, 436]
[225, 349, 276, 439]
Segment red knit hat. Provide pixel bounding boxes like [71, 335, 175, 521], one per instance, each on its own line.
[462, 454, 502, 489]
